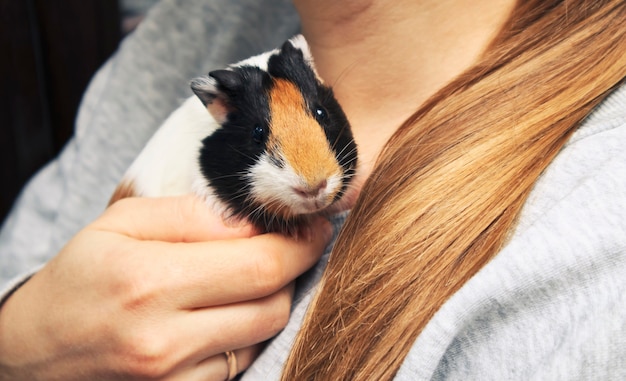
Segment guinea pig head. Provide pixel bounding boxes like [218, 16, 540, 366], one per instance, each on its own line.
[190, 39, 357, 232]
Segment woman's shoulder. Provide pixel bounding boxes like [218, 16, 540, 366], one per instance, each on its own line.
[517, 81, 626, 235]
[568, 81, 626, 146]
[395, 82, 626, 381]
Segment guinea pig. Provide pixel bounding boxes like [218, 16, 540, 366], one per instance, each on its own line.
[110, 35, 358, 234]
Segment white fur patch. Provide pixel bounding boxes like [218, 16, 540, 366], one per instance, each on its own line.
[287, 34, 321, 82]
[190, 75, 218, 93]
[247, 151, 344, 216]
[232, 50, 276, 71]
[124, 96, 219, 199]
[230, 34, 321, 81]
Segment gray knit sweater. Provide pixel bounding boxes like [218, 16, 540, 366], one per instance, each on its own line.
[1, 1, 624, 379]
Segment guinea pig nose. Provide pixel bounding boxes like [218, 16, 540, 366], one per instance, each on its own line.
[293, 179, 328, 198]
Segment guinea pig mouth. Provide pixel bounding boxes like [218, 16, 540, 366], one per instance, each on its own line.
[290, 190, 338, 215]
[257, 192, 334, 218]
[297, 198, 331, 214]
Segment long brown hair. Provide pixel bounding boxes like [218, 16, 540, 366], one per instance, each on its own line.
[282, 1, 626, 379]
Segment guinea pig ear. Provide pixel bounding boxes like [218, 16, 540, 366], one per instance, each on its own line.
[190, 72, 237, 124]
[268, 39, 317, 92]
[280, 38, 302, 57]
[208, 69, 242, 92]
[270, 40, 305, 74]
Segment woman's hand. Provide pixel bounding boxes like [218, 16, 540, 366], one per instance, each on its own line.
[0, 196, 331, 380]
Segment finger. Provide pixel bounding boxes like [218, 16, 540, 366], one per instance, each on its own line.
[92, 195, 257, 242]
[176, 284, 295, 364]
[170, 345, 263, 381]
[155, 217, 332, 308]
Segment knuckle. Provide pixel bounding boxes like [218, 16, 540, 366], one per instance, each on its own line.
[109, 266, 161, 313]
[171, 197, 193, 233]
[106, 196, 135, 215]
[271, 290, 293, 329]
[101, 249, 163, 312]
[121, 280, 159, 313]
[258, 289, 293, 336]
[246, 248, 285, 295]
[117, 329, 176, 378]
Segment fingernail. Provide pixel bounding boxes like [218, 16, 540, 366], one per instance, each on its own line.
[318, 218, 333, 242]
[304, 217, 332, 243]
[297, 218, 332, 243]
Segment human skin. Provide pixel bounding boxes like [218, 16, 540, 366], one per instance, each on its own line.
[0, 0, 517, 379]
[0, 196, 331, 380]
[294, 0, 516, 181]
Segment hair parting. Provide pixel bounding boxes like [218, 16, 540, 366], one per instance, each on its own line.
[281, 1, 626, 380]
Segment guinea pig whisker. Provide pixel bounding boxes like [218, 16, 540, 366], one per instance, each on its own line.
[226, 145, 258, 163]
[205, 173, 243, 182]
[248, 204, 266, 219]
[326, 57, 360, 89]
[333, 144, 358, 163]
[207, 168, 250, 184]
[330, 124, 353, 148]
[223, 190, 249, 206]
[337, 143, 357, 158]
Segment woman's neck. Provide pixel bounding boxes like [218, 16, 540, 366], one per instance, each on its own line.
[294, 0, 516, 177]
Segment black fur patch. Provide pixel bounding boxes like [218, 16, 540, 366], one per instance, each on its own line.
[268, 40, 358, 202]
[198, 40, 358, 233]
[198, 66, 272, 224]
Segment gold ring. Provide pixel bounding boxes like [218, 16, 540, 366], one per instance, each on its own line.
[224, 350, 238, 381]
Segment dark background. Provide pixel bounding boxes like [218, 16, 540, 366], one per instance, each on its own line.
[0, 0, 156, 225]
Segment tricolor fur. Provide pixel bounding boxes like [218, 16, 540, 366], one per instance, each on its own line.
[110, 35, 358, 233]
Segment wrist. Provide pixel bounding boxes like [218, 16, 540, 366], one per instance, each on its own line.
[0, 273, 42, 380]
[0, 272, 36, 310]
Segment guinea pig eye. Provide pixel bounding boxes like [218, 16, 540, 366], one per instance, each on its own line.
[252, 125, 266, 144]
[314, 106, 327, 121]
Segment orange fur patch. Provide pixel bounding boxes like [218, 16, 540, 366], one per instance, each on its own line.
[108, 179, 137, 206]
[268, 79, 341, 186]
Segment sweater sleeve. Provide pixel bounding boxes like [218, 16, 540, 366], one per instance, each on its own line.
[239, 84, 626, 381]
[0, 0, 299, 292]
